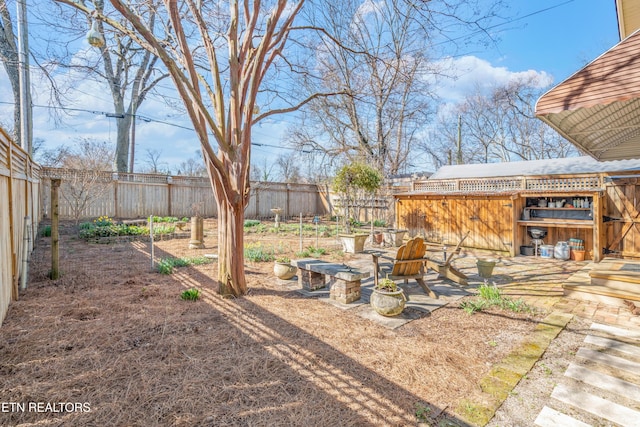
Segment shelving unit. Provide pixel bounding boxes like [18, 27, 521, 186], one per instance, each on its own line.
[515, 195, 601, 261]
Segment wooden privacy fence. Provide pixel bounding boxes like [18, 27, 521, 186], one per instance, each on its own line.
[41, 168, 330, 220]
[0, 129, 41, 326]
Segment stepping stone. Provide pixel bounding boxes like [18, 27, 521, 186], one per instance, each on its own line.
[576, 347, 640, 376]
[590, 323, 640, 341]
[584, 335, 640, 357]
[565, 362, 640, 403]
[552, 383, 640, 427]
[534, 406, 590, 427]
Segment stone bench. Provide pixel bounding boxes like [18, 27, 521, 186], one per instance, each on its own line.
[291, 258, 370, 304]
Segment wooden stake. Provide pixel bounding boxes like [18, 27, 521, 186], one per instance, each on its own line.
[50, 179, 60, 280]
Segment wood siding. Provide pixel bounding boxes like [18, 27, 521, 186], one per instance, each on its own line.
[604, 178, 640, 259]
[618, 0, 640, 39]
[41, 168, 327, 220]
[0, 129, 41, 326]
[396, 195, 514, 252]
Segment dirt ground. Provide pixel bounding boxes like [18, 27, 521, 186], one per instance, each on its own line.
[0, 220, 578, 426]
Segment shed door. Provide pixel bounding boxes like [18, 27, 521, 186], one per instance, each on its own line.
[458, 198, 513, 252]
[605, 179, 640, 258]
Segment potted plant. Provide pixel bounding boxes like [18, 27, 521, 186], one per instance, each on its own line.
[333, 163, 382, 253]
[274, 256, 297, 280]
[370, 278, 406, 316]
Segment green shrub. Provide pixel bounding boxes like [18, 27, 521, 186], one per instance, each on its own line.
[79, 223, 175, 240]
[151, 216, 180, 223]
[40, 225, 51, 237]
[244, 242, 274, 262]
[93, 216, 114, 226]
[180, 288, 200, 301]
[157, 256, 211, 274]
[296, 246, 327, 258]
[151, 225, 176, 235]
[373, 219, 387, 227]
[461, 284, 532, 315]
[244, 219, 261, 227]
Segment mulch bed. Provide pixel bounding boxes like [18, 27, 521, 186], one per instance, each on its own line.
[0, 222, 554, 426]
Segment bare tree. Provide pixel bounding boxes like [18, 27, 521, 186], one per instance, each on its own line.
[250, 158, 277, 182]
[291, 0, 504, 176]
[37, 0, 168, 172]
[55, 0, 345, 297]
[46, 138, 114, 223]
[276, 153, 301, 182]
[141, 148, 169, 174]
[422, 77, 579, 165]
[176, 156, 207, 177]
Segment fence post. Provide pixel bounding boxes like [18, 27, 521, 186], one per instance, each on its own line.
[51, 179, 60, 280]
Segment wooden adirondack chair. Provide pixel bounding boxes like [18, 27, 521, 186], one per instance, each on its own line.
[424, 231, 470, 286]
[371, 237, 436, 299]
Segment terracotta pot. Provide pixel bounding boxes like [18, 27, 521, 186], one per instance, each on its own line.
[370, 287, 406, 316]
[570, 250, 586, 261]
[274, 262, 297, 280]
[373, 232, 383, 244]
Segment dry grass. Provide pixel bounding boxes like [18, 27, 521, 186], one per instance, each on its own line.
[0, 221, 548, 426]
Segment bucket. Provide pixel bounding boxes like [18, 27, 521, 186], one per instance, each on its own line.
[554, 242, 570, 260]
[476, 259, 496, 279]
[520, 245, 534, 256]
[540, 245, 555, 259]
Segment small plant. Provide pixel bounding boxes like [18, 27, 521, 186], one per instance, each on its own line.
[275, 256, 291, 263]
[460, 284, 533, 314]
[244, 242, 275, 262]
[373, 219, 387, 227]
[40, 225, 51, 237]
[375, 278, 398, 292]
[478, 284, 502, 302]
[415, 402, 431, 423]
[93, 215, 114, 226]
[244, 219, 261, 227]
[157, 256, 211, 274]
[296, 246, 327, 258]
[181, 288, 200, 301]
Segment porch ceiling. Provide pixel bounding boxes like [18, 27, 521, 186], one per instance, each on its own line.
[536, 28, 640, 161]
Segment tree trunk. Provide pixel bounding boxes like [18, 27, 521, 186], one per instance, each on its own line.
[114, 113, 132, 172]
[216, 195, 247, 297]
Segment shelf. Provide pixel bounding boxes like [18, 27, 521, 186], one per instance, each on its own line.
[518, 219, 593, 229]
[526, 207, 591, 211]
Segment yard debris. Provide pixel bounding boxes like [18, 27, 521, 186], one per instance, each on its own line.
[623, 299, 640, 315]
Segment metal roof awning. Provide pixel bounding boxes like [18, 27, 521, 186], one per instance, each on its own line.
[536, 28, 640, 161]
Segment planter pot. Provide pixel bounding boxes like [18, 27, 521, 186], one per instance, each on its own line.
[373, 232, 384, 244]
[339, 233, 369, 254]
[520, 245, 534, 256]
[476, 259, 496, 279]
[274, 262, 297, 280]
[570, 250, 586, 261]
[383, 229, 408, 247]
[370, 287, 406, 316]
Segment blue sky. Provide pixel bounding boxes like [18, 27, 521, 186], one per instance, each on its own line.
[488, 0, 619, 82]
[0, 0, 622, 173]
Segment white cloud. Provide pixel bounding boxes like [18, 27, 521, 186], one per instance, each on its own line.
[431, 55, 553, 104]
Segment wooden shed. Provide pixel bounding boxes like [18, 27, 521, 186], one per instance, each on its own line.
[395, 157, 640, 262]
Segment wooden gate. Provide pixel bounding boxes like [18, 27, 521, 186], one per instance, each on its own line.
[396, 195, 514, 252]
[604, 178, 640, 258]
